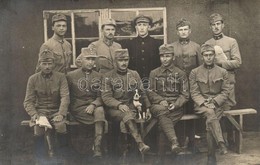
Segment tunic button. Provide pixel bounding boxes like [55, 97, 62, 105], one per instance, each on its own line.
[142, 42, 144, 45]
[141, 58, 144, 60]
[142, 50, 144, 53]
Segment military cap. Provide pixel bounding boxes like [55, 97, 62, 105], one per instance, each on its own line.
[52, 14, 67, 24]
[159, 44, 174, 55]
[201, 44, 215, 55]
[209, 13, 223, 24]
[102, 18, 116, 27]
[133, 15, 153, 25]
[115, 49, 129, 59]
[39, 49, 54, 62]
[176, 18, 191, 29]
[80, 47, 98, 58]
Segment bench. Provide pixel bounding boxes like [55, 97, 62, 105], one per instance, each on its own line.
[21, 108, 257, 154]
[141, 108, 257, 154]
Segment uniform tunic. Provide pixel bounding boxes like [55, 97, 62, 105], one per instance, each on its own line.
[24, 71, 70, 133]
[148, 64, 189, 119]
[189, 64, 230, 142]
[36, 35, 72, 74]
[101, 69, 150, 123]
[172, 39, 201, 76]
[122, 35, 162, 79]
[205, 34, 242, 107]
[67, 68, 106, 125]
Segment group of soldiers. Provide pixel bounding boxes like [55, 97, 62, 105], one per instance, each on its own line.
[23, 12, 241, 165]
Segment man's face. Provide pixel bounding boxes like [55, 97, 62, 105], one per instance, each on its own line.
[202, 51, 215, 66]
[102, 25, 115, 40]
[81, 57, 96, 70]
[177, 25, 191, 39]
[135, 22, 149, 37]
[160, 53, 174, 67]
[116, 58, 129, 71]
[52, 21, 67, 37]
[210, 20, 224, 35]
[40, 60, 54, 74]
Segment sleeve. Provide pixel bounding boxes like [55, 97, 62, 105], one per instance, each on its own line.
[23, 76, 38, 117]
[173, 73, 189, 109]
[146, 70, 165, 104]
[196, 44, 203, 66]
[189, 69, 206, 106]
[213, 70, 230, 106]
[58, 74, 70, 116]
[35, 44, 49, 73]
[221, 39, 242, 70]
[101, 74, 122, 109]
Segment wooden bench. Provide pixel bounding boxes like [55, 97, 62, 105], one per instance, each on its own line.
[21, 108, 257, 154]
[141, 108, 257, 154]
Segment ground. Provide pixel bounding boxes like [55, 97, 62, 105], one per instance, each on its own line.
[1, 131, 260, 165]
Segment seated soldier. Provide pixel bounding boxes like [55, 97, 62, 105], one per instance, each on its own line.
[147, 44, 189, 161]
[23, 50, 70, 159]
[66, 47, 107, 158]
[189, 44, 229, 165]
[101, 49, 150, 156]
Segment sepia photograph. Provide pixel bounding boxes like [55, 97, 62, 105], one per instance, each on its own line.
[0, 0, 259, 164]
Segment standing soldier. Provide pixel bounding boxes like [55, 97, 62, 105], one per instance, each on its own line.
[171, 18, 201, 152]
[76, 18, 122, 73]
[36, 14, 72, 74]
[122, 14, 162, 80]
[67, 48, 107, 158]
[101, 49, 150, 156]
[24, 50, 70, 160]
[205, 13, 242, 146]
[147, 44, 189, 163]
[189, 44, 229, 165]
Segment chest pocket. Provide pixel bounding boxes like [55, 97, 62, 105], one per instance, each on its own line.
[53, 51, 63, 65]
[211, 77, 223, 93]
[111, 81, 124, 99]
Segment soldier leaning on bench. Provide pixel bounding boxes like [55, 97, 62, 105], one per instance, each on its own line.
[147, 44, 189, 163]
[24, 50, 70, 159]
[66, 47, 108, 159]
[189, 44, 230, 165]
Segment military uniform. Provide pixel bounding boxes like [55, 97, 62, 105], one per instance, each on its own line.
[36, 14, 72, 74]
[24, 50, 70, 158]
[189, 44, 229, 164]
[205, 13, 241, 108]
[76, 18, 122, 73]
[101, 49, 150, 154]
[121, 15, 162, 79]
[147, 44, 189, 153]
[67, 47, 107, 157]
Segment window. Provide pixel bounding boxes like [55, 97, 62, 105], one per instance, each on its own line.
[43, 7, 166, 68]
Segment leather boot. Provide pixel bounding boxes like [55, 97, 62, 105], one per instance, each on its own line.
[171, 138, 182, 154]
[219, 142, 228, 155]
[45, 131, 54, 158]
[126, 120, 150, 153]
[206, 131, 216, 164]
[93, 121, 104, 158]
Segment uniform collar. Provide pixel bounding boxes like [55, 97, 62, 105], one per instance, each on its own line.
[41, 71, 53, 79]
[117, 68, 128, 75]
[103, 38, 114, 46]
[81, 67, 92, 75]
[52, 34, 64, 43]
[137, 35, 151, 41]
[213, 33, 224, 40]
[179, 38, 190, 45]
[160, 63, 176, 73]
[203, 63, 215, 69]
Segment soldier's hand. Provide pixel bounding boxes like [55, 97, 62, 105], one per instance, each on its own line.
[118, 104, 130, 112]
[205, 103, 216, 109]
[52, 114, 63, 122]
[145, 108, 152, 120]
[31, 114, 39, 122]
[160, 100, 168, 107]
[85, 104, 96, 114]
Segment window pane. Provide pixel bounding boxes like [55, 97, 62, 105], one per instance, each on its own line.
[74, 12, 99, 38]
[139, 10, 164, 35]
[111, 11, 137, 37]
[45, 12, 72, 39]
